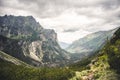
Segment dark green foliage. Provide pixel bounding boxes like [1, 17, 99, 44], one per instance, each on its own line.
[99, 28, 120, 74]
[111, 28, 120, 44]
[103, 28, 120, 73]
[0, 60, 75, 80]
[107, 40, 120, 73]
[93, 28, 120, 79]
[69, 58, 91, 71]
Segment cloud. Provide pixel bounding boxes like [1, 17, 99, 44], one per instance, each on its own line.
[1, 0, 120, 19]
[63, 28, 80, 32]
[10, 0, 68, 18]
[58, 29, 91, 43]
[0, 0, 120, 43]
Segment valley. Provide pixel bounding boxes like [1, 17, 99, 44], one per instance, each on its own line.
[0, 15, 120, 80]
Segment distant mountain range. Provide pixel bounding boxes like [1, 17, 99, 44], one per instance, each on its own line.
[66, 28, 117, 58]
[59, 42, 70, 49]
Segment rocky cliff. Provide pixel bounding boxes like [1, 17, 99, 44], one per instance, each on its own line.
[0, 15, 70, 67]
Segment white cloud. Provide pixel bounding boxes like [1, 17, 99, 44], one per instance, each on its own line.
[58, 29, 91, 43]
[0, 0, 120, 43]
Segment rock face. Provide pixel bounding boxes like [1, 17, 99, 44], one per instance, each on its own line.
[0, 15, 70, 66]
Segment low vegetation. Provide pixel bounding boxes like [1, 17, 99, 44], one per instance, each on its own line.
[0, 59, 75, 80]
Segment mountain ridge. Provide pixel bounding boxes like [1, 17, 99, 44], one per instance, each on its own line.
[67, 28, 117, 56]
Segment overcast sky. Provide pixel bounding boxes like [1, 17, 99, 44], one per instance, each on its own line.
[0, 0, 120, 43]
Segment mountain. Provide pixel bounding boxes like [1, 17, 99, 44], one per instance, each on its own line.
[69, 27, 120, 80]
[59, 42, 70, 49]
[0, 15, 70, 67]
[67, 29, 117, 58]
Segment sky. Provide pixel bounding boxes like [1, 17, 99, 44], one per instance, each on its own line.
[0, 0, 120, 43]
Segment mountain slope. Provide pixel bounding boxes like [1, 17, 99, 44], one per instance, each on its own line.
[69, 27, 120, 80]
[67, 29, 117, 57]
[0, 57, 75, 80]
[0, 15, 70, 67]
[0, 51, 29, 66]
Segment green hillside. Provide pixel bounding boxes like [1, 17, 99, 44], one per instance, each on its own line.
[0, 51, 29, 66]
[0, 53, 75, 80]
[69, 28, 120, 80]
